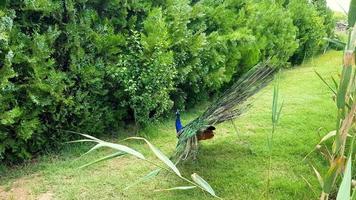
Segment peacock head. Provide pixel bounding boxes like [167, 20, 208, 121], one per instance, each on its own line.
[175, 109, 180, 117]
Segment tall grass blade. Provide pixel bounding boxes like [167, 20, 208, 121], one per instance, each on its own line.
[128, 137, 182, 177]
[155, 186, 196, 191]
[191, 173, 219, 198]
[82, 143, 105, 156]
[124, 168, 161, 190]
[311, 165, 324, 188]
[66, 139, 96, 143]
[79, 152, 126, 169]
[99, 142, 145, 160]
[266, 73, 282, 199]
[272, 74, 279, 124]
[301, 175, 318, 198]
[272, 72, 283, 124]
[336, 155, 352, 200]
[319, 131, 337, 144]
[276, 101, 284, 123]
[315, 70, 337, 95]
[337, 66, 353, 109]
[80, 140, 145, 160]
[351, 188, 356, 200]
[323, 158, 344, 194]
[348, 0, 356, 27]
[67, 131, 103, 142]
[323, 38, 346, 49]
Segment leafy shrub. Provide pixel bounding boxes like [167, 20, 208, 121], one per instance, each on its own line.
[111, 8, 176, 124]
[246, 1, 298, 67]
[0, 0, 333, 162]
[287, 0, 327, 64]
[311, 0, 334, 37]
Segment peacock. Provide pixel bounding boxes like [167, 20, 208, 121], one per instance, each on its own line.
[173, 62, 275, 162]
[73, 61, 276, 195]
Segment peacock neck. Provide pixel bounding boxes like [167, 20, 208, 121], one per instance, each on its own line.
[175, 113, 183, 133]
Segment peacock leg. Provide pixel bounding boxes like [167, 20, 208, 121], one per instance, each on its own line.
[191, 135, 198, 160]
[182, 138, 191, 160]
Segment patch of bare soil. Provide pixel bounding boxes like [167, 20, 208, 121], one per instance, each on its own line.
[37, 192, 54, 200]
[0, 175, 53, 200]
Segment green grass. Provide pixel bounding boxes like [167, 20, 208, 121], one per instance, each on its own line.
[0, 51, 342, 199]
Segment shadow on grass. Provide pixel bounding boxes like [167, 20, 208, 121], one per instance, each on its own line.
[0, 142, 93, 185]
[155, 138, 261, 199]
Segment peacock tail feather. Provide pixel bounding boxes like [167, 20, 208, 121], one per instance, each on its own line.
[174, 61, 275, 162]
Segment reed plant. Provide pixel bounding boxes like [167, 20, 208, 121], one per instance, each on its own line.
[264, 72, 283, 199]
[306, 1, 356, 199]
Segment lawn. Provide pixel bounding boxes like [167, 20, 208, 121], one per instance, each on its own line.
[0, 51, 342, 200]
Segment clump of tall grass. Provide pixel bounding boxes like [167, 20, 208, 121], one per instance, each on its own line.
[305, 2, 356, 199]
[265, 72, 283, 199]
[69, 132, 221, 199]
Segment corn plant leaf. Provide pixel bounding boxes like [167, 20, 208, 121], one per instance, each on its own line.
[336, 155, 352, 200]
[155, 186, 197, 191]
[124, 168, 161, 190]
[79, 152, 126, 169]
[349, 0, 356, 27]
[128, 137, 181, 177]
[191, 173, 219, 198]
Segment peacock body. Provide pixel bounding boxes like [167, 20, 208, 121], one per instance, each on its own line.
[174, 62, 275, 162]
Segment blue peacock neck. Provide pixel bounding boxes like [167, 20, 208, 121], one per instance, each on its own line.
[175, 110, 183, 134]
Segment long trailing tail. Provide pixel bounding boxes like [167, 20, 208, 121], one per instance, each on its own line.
[174, 61, 276, 162]
[201, 62, 275, 125]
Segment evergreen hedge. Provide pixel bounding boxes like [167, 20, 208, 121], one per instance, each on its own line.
[0, 0, 333, 162]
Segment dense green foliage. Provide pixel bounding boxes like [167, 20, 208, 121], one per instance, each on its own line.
[0, 0, 333, 162]
[288, 0, 328, 64]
